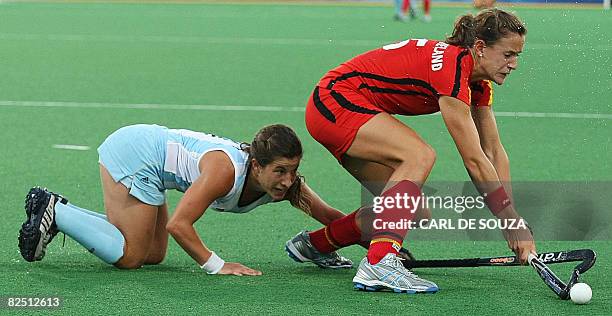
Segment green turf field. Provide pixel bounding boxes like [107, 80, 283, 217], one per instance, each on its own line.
[1, 1, 610, 314]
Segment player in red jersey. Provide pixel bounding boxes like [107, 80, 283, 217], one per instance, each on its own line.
[286, 9, 536, 293]
[394, 0, 431, 22]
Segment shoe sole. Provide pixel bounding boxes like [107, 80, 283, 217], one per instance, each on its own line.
[18, 188, 55, 262]
[18, 225, 42, 262]
[353, 278, 438, 294]
[285, 242, 352, 269]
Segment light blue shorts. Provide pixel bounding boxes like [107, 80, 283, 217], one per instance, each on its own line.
[97, 124, 168, 206]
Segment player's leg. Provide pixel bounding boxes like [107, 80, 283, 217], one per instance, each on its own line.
[66, 203, 108, 220]
[347, 113, 434, 255]
[319, 158, 394, 251]
[18, 172, 131, 266]
[423, 0, 431, 22]
[345, 113, 438, 293]
[301, 87, 437, 291]
[346, 113, 435, 184]
[341, 156, 432, 223]
[293, 111, 438, 291]
[393, 0, 404, 21]
[402, 0, 418, 20]
[401, 0, 410, 15]
[292, 88, 424, 269]
[342, 158, 393, 196]
[143, 203, 169, 265]
[100, 165, 160, 269]
[301, 130, 432, 253]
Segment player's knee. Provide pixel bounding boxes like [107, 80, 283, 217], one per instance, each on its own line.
[113, 245, 147, 269]
[114, 257, 145, 269]
[144, 251, 166, 265]
[396, 142, 436, 170]
[419, 143, 436, 168]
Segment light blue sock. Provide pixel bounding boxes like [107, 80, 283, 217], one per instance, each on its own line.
[55, 203, 124, 264]
[68, 203, 108, 220]
[394, 0, 402, 15]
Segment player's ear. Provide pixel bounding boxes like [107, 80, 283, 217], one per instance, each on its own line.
[251, 158, 262, 174]
[473, 39, 486, 57]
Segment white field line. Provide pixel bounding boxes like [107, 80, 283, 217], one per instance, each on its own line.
[0, 33, 386, 47]
[0, 100, 305, 112]
[493, 111, 612, 120]
[52, 144, 91, 151]
[2, 100, 611, 120]
[0, 33, 609, 50]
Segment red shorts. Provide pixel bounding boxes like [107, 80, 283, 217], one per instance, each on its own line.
[305, 86, 381, 162]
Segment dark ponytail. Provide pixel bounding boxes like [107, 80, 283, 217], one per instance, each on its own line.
[446, 8, 527, 48]
[242, 124, 311, 213]
[446, 14, 478, 48]
[285, 174, 309, 213]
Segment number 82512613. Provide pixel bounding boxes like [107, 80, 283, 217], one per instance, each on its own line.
[1, 296, 62, 309]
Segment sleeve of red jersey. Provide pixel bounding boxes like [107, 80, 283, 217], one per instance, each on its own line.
[470, 80, 494, 107]
[430, 49, 473, 107]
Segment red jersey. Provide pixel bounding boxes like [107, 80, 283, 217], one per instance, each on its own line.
[317, 39, 493, 115]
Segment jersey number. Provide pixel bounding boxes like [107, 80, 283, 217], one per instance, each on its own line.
[383, 39, 428, 50]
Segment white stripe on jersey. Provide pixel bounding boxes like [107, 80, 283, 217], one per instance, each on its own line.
[164, 142, 202, 185]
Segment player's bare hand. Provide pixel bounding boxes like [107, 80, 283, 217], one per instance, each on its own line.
[502, 225, 536, 265]
[218, 262, 262, 276]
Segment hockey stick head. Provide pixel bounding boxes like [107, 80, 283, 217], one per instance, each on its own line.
[572, 249, 597, 274]
[527, 251, 596, 300]
[543, 249, 596, 299]
[528, 253, 569, 299]
[561, 250, 596, 299]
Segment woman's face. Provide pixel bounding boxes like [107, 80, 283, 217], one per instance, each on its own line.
[477, 33, 525, 85]
[253, 156, 301, 201]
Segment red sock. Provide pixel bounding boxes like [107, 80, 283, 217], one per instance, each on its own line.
[366, 180, 421, 265]
[308, 211, 362, 254]
[367, 241, 400, 265]
[424, 0, 430, 15]
[401, 0, 410, 14]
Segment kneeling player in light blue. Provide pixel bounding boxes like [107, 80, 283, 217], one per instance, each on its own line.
[18, 124, 353, 275]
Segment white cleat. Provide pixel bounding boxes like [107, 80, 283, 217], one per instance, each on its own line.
[353, 253, 438, 294]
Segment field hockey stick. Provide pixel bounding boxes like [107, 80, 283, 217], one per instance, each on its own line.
[400, 249, 595, 270]
[400, 249, 596, 300]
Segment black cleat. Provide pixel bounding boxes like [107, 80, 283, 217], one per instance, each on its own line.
[18, 187, 67, 262]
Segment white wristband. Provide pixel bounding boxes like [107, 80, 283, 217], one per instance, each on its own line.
[200, 252, 225, 274]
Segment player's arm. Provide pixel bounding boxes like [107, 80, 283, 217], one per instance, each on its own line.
[439, 96, 507, 197]
[471, 105, 513, 201]
[292, 182, 345, 225]
[166, 151, 261, 276]
[439, 96, 535, 263]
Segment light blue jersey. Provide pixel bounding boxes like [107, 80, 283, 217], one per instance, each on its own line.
[98, 124, 273, 212]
